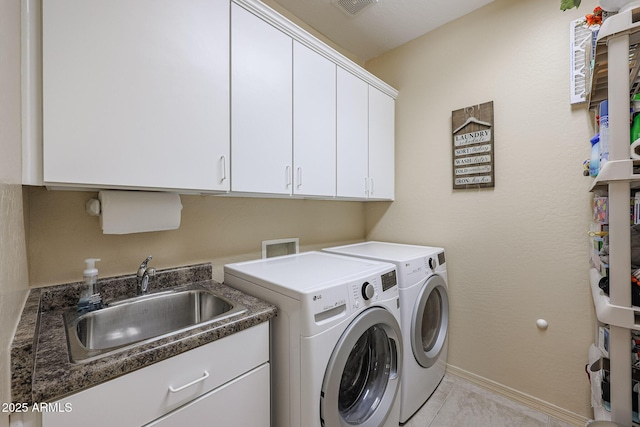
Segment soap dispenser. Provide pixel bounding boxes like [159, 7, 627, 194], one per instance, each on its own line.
[83, 258, 101, 295]
[78, 258, 102, 312]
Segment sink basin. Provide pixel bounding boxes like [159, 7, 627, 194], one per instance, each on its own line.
[64, 284, 246, 363]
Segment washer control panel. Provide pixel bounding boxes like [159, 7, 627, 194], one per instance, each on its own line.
[381, 270, 397, 291]
[349, 269, 398, 309]
[361, 282, 374, 300]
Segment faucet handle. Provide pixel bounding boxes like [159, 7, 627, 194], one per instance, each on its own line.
[140, 255, 153, 269]
[137, 255, 153, 278]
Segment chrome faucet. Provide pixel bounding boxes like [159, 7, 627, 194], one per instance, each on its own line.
[136, 255, 156, 295]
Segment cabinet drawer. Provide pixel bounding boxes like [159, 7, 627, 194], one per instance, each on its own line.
[42, 323, 269, 427]
[145, 363, 270, 426]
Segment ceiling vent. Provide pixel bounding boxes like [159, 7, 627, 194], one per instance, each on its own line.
[332, 0, 378, 17]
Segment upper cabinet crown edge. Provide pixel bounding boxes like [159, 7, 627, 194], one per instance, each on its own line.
[232, 0, 398, 100]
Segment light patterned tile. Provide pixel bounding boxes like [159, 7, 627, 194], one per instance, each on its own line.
[548, 417, 579, 427]
[427, 380, 549, 427]
[403, 374, 457, 426]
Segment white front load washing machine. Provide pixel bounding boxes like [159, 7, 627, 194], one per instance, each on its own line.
[223, 251, 403, 427]
[323, 242, 449, 424]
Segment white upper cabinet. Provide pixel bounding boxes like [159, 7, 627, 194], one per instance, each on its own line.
[336, 69, 395, 200]
[41, 0, 230, 192]
[368, 86, 395, 200]
[293, 41, 337, 197]
[336, 67, 369, 199]
[27, 0, 397, 198]
[231, 3, 293, 195]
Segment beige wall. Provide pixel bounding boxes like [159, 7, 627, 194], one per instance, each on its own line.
[27, 188, 366, 286]
[262, 0, 364, 66]
[364, 0, 597, 419]
[0, 0, 30, 424]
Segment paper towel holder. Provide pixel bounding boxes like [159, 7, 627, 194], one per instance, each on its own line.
[85, 191, 183, 235]
[86, 198, 101, 216]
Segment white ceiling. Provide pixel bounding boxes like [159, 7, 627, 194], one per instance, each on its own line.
[272, 0, 495, 61]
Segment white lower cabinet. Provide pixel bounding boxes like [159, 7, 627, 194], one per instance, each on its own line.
[41, 323, 269, 427]
[145, 363, 269, 427]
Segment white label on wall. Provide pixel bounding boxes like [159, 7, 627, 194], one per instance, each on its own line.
[454, 176, 492, 185]
[454, 130, 492, 147]
[455, 165, 492, 175]
[454, 155, 491, 166]
[455, 144, 492, 156]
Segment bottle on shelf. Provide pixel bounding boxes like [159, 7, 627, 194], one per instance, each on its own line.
[600, 100, 609, 167]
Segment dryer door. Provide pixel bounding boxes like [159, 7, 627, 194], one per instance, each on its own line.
[320, 307, 402, 427]
[411, 274, 449, 368]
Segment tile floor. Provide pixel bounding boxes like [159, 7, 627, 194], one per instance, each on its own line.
[403, 374, 579, 427]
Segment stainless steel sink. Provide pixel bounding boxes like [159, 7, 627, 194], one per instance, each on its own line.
[64, 284, 246, 363]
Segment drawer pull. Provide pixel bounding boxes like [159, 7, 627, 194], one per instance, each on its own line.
[168, 370, 210, 393]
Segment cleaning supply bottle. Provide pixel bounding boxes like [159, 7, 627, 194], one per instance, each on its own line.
[590, 133, 600, 177]
[631, 114, 640, 159]
[600, 100, 609, 167]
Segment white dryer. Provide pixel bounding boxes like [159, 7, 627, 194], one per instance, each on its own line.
[224, 251, 403, 427]
[324, 242, 449, 424]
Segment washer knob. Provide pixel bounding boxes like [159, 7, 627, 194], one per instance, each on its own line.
[428, 257, 436, 270]
[361, 282, 375, 300]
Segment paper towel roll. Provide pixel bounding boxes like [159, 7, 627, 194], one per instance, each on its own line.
[98, 191, 182, 234]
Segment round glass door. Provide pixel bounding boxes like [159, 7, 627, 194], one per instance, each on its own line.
[321, 307, 402, 427]
[411, 275, 449, 368]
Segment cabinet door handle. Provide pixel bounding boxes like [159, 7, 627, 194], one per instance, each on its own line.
[297, 167, 302, 188]
[168, 370, 210, 393]
[370, 177, 374, 195]
[286, 165, 292, 187]
[220, 156, 227, 182]
[364, 177, 369, 196]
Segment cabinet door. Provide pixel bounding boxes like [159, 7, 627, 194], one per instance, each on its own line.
[41, 323, 269, 427]
[293, 42, 336, 197]
[336, 68, 369, 198]
[231, 3, 293, 195]
[42, 0, 229, 192]
[368, 86, 395, 200]
[145, 363, 270, 427]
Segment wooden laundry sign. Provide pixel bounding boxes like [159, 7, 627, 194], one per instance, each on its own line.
[451, 101, 494, 189]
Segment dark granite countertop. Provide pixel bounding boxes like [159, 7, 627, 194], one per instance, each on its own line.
[11, 263, 277, 404]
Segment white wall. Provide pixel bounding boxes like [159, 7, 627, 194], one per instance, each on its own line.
[0, 0, 31, 425]
[364, 0, 598, 419]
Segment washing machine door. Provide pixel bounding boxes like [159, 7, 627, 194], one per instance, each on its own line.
[320, 307, 402, 427]
[411, 274, 449, 368]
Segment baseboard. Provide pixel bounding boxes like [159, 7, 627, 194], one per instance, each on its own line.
[446, 364, 589, 427]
